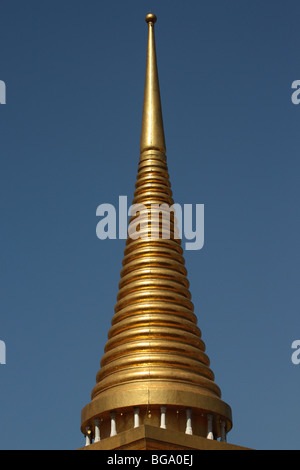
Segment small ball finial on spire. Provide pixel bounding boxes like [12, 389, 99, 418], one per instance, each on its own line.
[146, 13, 157, 24]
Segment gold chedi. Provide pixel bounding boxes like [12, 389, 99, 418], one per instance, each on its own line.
[80, 14, 247, 451]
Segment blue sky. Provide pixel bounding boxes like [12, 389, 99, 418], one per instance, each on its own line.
[0, 0, 299, 450]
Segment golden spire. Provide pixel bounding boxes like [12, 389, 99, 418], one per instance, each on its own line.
[140, 14, 166, 154]
[80, 14, 234, 450]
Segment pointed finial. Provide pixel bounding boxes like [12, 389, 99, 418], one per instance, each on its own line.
[140, 13, 166, 154]
[145, 13, 157, 24]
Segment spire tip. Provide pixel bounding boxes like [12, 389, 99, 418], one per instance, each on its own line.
[145, 13, 157, 24]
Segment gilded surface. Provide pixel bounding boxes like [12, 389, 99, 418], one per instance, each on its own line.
[79, 425, 250, 451]
[81, 14, 233, 445]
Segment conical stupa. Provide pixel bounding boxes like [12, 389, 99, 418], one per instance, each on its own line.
[80, 14, 248, 451]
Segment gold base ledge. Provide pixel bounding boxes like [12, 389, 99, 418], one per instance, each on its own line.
[81, 385, 233, 436]
[79, 425, 251, 451]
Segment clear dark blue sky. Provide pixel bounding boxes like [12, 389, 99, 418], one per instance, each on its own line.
[0, 0, 299, 450]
